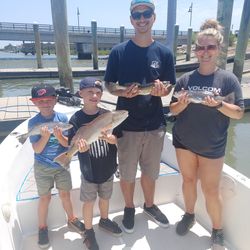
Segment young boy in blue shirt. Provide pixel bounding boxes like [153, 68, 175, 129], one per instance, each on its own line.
[29, 83, 84, 249]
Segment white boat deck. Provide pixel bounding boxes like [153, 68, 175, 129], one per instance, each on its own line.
[15, 156, 221, 250]
[22, 203, 218, 250]
[18, 159, 230, 250]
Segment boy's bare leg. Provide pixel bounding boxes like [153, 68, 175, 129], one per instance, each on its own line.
[99, 198, 109, 219]
[59, 190, 74, 220]
[83, 201, 95, 229]
[38, 194, 51, 227]
[59, 190, 85, 233]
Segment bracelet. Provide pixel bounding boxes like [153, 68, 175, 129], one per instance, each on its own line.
[215, 101, 223, 109]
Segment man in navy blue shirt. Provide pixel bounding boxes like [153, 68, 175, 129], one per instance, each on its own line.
[104, 0, 176, 234]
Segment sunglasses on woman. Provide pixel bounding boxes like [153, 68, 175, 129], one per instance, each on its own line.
[131, 9, 154, 20]
[195, 44, 218, 52]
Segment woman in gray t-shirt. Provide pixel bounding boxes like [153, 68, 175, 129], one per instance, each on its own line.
[170, 19, 244, 249]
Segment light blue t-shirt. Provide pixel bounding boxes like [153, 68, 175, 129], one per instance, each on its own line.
[29, 112, 68, 168]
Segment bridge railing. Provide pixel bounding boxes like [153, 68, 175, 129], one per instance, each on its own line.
[0, 22, 54, 32]
[0, 21, 187, 37]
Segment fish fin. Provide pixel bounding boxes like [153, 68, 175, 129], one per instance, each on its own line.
[16, 134, 28, 144]
[223, 92, 235, 104]
[54, 151, 71, 169]
[123, 82, 138, 87]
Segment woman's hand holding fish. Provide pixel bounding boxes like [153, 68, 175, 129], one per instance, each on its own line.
[77, 139, 89, 153]
[202, 96, 222, 108]
[169, 89, 190, 115]
[177, 90, 190, 106]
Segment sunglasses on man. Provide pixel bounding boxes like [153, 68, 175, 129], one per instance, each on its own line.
[195, 44, 218, 52]
[131, 9, 154, 20]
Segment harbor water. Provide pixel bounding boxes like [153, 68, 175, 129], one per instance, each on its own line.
[0, 51, 107, 69]
[0, 51, 250, 178]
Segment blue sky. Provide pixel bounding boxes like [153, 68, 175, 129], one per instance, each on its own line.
[0, 0, 244, 48]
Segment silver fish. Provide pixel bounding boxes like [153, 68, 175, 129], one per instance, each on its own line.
[14, 121, 73, 144]
[105, 81, 172, 95]
[173, 90, 235, 104]
[54, 110, 128, 169]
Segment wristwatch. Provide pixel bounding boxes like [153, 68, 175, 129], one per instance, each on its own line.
[215, 101, 223, 109]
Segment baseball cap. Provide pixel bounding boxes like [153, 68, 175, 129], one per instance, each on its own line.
[130, 0, 155, 12]
[79, 77, 103, 91]
[30, 83, 56, 101]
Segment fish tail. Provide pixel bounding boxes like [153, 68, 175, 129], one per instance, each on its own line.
[16, 133, 28, 144]
[224, 92, 235, 104]
[54, 151, 72, 169]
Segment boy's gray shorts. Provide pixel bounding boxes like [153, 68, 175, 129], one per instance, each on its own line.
[117, 127, 166, 182]
[34, 161, 72, 196]
[80, 175, 114, 202]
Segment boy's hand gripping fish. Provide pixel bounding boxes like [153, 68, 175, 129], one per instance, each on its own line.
[54, 110, 128, 169]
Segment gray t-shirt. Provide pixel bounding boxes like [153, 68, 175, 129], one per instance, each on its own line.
[171, 68, 244, 158]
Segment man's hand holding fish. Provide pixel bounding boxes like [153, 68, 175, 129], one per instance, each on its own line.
[123, 84, 139, 98]
[150, 80, 172, 97]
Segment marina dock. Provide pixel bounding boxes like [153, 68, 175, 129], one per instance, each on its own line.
[1, 55, 250, 79]
[0, 67, 106, 79]
[0, 62, 200, 79]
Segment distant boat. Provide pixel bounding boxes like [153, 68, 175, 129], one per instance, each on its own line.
[0, 103, 249, 250]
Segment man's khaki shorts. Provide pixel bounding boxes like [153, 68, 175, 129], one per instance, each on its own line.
[34, 161, 72, 196]
[117, 127, 166, 182]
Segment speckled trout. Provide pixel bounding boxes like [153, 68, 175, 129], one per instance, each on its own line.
[173, 90, 235, 104]
[54, 110, 128, 169]
[105, 81, 172, 95]
[13, 122, 73, 144]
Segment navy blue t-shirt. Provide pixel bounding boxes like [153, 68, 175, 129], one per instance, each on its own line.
[68, 108, 117, 184]
[104, 40, 176, 132]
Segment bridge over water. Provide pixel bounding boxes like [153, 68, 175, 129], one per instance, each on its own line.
[0, 22, 188, 57]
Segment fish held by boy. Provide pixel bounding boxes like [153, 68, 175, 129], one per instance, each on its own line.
[105, 81, 172, 95]
[173, 90, 235, 104]
[13, 121, 73, 144]
[54, 110, 128, 169]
